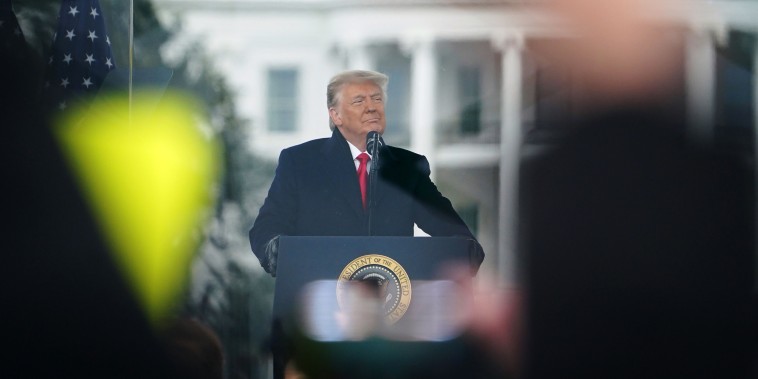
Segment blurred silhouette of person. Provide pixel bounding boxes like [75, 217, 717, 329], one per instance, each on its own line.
[334, 279, 386, 341]
[446, 267, 523, 377]
[160, 317, 224, 379]
[516, 0, 756, 378]
[454, 1, 756, 378]
[2, 7, 178, 378]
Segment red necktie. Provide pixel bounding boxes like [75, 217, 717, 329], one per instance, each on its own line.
[356, 152, 370, 209]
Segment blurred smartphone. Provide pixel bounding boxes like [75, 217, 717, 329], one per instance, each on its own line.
[298, 279, 465, 342]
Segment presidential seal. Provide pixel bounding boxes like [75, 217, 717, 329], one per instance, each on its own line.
[337, 254, 412, 324]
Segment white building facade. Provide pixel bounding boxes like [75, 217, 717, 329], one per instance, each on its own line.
[154, 0, 758, 281]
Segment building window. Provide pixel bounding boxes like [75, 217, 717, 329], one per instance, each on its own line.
[458, 67, 482, 135]
[266, 68, 299, 132]
[375, 44, 411, 146]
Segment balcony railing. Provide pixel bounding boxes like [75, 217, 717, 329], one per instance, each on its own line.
[437, 119, 501, 145]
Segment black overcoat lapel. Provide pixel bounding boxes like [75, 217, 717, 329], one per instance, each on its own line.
[320, 129, 366, 218]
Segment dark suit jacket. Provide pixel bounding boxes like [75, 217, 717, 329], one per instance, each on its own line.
[249, 129, 483, 274]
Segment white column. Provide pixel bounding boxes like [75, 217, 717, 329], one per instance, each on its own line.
[494, 33, 524, 284]
[402, 36, 437, 237]
[685, 28, 716, 146]
[405, 37, 438, 170]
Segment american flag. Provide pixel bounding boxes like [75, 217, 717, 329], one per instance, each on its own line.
[0, 0, 26, 52]
[44, 0, 115, 113]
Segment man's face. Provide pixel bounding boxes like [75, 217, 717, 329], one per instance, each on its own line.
[329, 81, 386, 150]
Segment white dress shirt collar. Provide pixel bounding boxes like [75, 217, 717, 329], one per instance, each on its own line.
[346, 141, 372, 170]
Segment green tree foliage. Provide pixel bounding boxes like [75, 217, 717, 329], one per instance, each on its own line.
[168, 38, 276, 379]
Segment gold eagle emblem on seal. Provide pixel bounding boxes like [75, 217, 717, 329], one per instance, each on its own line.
[337, 254, 412, 324]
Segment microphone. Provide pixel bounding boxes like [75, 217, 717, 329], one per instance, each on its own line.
[366, 131, 383, 162]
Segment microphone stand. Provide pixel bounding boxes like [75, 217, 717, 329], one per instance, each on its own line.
[367, 132, 380, 236]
